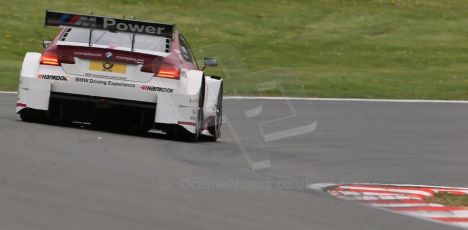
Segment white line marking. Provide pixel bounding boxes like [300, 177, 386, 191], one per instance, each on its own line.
[348, 183, 468, 190]
[307, 183, 337, 191]
[1, 91, 467, 104]
[338, 186, 433, 196]
[402, 210, 468, 218]
[0, 91, 17, 94]
[338, 191, 397, 196]
[371, 203, 444, 208]
[225, 96, 468, 104]
[338, 195, 420, 201]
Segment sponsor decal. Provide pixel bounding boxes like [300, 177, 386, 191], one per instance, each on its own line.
[58, 14, 97, 27]
[76, 77, 89, 83]
[108, 81, 135, 88]
[38, 74, 68, 81]
[83, 73, 124, 79]
[103, 18, 166, 35]
[105, 52, 113, 60]
[115, 56, 144, 63]
[73, 52, 102, 57]
[102, 61, 114, 71]
[89, 60, 127, 74]
[140, 85, 174, 93]
[75, 77, 135, 88]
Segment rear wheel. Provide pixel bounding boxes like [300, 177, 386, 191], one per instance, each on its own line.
[208, 83, 223, 141]
[19, 108, 47, 123]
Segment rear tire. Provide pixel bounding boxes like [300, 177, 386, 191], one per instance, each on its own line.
[208, 83, 223, 141]
[19, 108, 47, 123]
[19, 109, 34, 122]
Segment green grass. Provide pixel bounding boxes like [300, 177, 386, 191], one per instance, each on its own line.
[427, 192, 468, 207]
[2, 0, 468, 99]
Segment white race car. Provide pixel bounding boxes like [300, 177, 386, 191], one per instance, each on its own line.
[17, 11, 223, 141]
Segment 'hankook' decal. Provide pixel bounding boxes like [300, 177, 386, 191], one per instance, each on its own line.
[38, 74, 68, 81]
[140, 85, 174, 93]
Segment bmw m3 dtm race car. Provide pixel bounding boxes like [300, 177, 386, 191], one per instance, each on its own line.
[17, 11, 223, 141]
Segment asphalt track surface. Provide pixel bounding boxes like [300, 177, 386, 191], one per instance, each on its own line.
[1, 93, 468, 230]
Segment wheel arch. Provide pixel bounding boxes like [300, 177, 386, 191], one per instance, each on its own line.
[185, 69, 204, 96]
[204, 76, 223, 113]
[17, 52, 51, 113]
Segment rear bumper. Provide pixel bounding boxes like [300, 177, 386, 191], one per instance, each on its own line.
[17, 76, 200, 133]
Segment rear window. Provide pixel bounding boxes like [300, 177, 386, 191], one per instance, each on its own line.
[60, 28, 170, 53]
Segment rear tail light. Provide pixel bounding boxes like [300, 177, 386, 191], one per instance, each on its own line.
[140, 61, 180, 80]
[156, 64, 180, 79]
[40, 51, 60, 66]
[40, 51, 75, 65]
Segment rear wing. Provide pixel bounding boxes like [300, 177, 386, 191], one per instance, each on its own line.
[45, 10, 174, 39]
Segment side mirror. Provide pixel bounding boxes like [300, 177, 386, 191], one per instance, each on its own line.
[43, 40, 52, 48]
[202, 57, 218, 71]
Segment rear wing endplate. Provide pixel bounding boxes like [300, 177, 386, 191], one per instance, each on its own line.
[45, 10, 174, 39]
